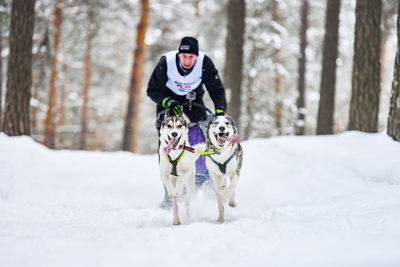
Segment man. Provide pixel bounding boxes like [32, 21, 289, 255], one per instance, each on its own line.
[147, 36, 227, 208]
[147, 36, 227, 125]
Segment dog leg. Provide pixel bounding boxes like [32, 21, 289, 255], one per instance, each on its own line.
[221, 173, 239, 205]
[168, 176, 179, 199]
[172, 197, 180, 225]
[184, 171, 195, 218]
[210, 174, 225, 222]
[216, 195, 225, 222]
[229, 191, 236, 207]
[163, 181, 176, 200]
[169, 176, 181, 225]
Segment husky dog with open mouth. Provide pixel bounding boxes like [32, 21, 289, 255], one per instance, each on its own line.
[158, 110, 204, 225]
[204, 113, 243, 222]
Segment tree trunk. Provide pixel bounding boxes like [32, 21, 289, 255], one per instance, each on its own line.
[194, 0, 200, 38]
[272, 0, 282, 135]
[80, 10, 93, 150]
[387, 2, 400, 141]
[0, 0, 4, 132]
[58, 64, 67, 148]
[2, 0, 35, 136]
[296, 0, 309, 135]
[122, 0, 149, 152]
[224, 0, 245, 127]
[44, 3, 62, 148]
[316, 0, 341, 135]
[348, 0, 382, 132]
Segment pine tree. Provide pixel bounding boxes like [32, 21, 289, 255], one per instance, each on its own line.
[296, 0, 309, 135]
[348, 0, 382, 132]
[0, 0, 4, 132]
[387, 2, 400, 141]
[224, 0, 245, 127]
[122, 0, 149, 152]
[44, 3, 62, 148]
[2, 0, 35, 136]
[272, 0, 282, 135]
[316, 0, 341, 135]
[80, 8, 93, 150]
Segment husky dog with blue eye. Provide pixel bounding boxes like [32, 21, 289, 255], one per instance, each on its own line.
[204, 113, 243, 222]
[158, 110, 205, 225]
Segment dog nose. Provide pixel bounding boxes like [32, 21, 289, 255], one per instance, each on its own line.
[219, 126, 225, 131]
[171, 132, 178, 138]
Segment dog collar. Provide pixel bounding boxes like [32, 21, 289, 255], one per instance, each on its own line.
[203, 144, 220, 155]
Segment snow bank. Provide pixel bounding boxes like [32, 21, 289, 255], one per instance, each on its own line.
[1, 132, 400, 267]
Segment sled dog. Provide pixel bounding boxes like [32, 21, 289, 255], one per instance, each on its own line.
[204, 113, 243, 222]
[159, 110, 204, 225]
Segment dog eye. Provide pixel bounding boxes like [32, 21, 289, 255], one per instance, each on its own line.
[177, 125, 182, 128]
[225, 122, 229, 125]
[167, 124, 173, 128]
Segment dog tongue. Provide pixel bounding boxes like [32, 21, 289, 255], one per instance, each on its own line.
[220, 134, 241, 144]
[163, 138, 178, 154]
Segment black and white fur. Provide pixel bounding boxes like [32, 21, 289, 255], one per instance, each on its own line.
[204, 113, 243, 222]
[158, 111, 205, 225]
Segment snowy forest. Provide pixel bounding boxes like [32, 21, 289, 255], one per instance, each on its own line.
[0, 0, 400, 152]
[2, 1, 400, 266]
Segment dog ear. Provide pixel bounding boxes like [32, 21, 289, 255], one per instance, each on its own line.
[165, 109, 171, 118]
[224, 113, 238, 134]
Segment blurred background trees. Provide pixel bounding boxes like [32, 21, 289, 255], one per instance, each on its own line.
[0, 0, 399, 152]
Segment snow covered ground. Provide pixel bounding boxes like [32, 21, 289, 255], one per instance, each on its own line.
[1, 131, 400, 267]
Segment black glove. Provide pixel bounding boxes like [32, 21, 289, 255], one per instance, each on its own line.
[215, 108, 226, 116]
[162, 97, 182, 115]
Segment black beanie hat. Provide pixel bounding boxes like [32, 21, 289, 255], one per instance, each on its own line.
[178, 37, 199, 56]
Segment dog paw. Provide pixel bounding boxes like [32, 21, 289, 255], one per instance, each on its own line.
[170, 192, 178, 199]
[216, 217, 224, 223]
[173, 219, 181, 226]
[229, 200, 237, 207]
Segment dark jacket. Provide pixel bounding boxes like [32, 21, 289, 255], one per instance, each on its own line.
[146, 53, 227, 111]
